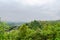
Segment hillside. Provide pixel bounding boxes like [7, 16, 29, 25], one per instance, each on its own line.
[0, 20, 60, 40]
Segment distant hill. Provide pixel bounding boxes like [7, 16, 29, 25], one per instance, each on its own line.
[7, 22, 25, 27]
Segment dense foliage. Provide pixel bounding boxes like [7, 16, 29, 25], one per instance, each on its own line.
[0, 20, 60, 40]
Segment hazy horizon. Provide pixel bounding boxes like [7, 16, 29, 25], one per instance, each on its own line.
[0, 0, 60, 22]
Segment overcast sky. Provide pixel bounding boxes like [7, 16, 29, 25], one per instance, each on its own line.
[0, 0, 60, 22]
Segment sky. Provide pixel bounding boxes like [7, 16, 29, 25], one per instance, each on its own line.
[0, 0, 60, 22]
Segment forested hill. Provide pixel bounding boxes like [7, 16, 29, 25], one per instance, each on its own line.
[24, 20, 60, 29]
[7, 20, 60, 30]
[0, 20, 60, 40]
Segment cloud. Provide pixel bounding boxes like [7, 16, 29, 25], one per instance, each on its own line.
[0, 0, 60, 22]
[17, 0, 55, 6]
